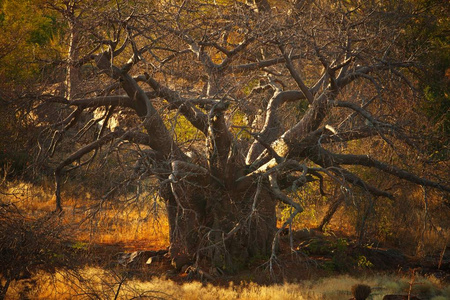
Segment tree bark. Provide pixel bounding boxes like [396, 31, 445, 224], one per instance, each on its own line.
[167, 160, 278, 271]
[319, 194, 345, 232]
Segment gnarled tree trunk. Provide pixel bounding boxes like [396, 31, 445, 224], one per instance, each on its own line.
[38, 0, 449, 273]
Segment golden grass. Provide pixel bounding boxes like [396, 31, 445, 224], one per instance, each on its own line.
[72, 205, 170, 249]
[2, 181, 450, 300]
[6, 269, 450, 300]
[2, 180, 170, 249]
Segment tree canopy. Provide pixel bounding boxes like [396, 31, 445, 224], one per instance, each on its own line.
[1, 0, 449, 272]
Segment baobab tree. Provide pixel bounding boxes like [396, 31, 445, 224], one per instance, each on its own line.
[34, 0, 449, 270]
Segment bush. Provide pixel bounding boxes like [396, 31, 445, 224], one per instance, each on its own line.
[0, 205, 78, 299]
[351, 284, 371, 300]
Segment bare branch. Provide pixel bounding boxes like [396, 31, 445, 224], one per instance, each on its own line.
[95, 52, 184, 159]
[336, 62, 415, 88]
[319, 126, 382, 143]
[332, 100, 387, 126]
[171, 160, 209, 185]
[280, 46, 314, 104]
[54, 130, 123, 211]
[269, 174, 303, 213]
[137, 74, 209, 135]
[272, 92, 333, 159]
[319, 148, 450, 192]
[69, 95, 136, 108]
[230, 54, 303, 73]
[246, 90, 305, 164]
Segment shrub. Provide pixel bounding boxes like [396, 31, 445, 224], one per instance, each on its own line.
[0, 205, 78, 299]
[351, 284, 371, 300]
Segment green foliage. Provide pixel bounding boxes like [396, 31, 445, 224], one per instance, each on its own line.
[28, 15, 58, 45]
[70, 241, 89, 251]
[302, 238, 333, 256]
[326, 238, 357, 272]
[405, 1, 450, 157]
[301, 237, 353, 271]
[356, 255, 373, 269]
[170, 114, 201, 143]
[333, 238, 349, 252]
[242, 78, 261, 96]
[0, 0, 60, 85]
[301, 237, 376, 272]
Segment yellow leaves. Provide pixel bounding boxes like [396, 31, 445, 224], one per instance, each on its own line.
[211, 50, 227, 64]
[227, 29, 245, 46]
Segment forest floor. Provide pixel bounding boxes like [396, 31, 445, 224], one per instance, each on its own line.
[4, 221, 450, 299]
[2, 183, 449, 299]
[87, 228, 450, 286]
[10, 228, 448, 299]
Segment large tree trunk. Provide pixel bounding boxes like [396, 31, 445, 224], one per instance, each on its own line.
[166, 161, 277, 271]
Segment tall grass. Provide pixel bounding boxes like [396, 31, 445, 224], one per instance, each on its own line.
[1, 180, 169, 248]
[2, 181, 449, 300]
[6, 270, 450, 300]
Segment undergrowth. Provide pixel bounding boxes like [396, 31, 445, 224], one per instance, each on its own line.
[1, 181, 448, 300]
[5, 270, 450, 300]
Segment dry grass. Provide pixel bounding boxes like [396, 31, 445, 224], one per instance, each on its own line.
[5, 269, 450, 300]
[1, 181, 169, 249]
[2, 181, 449, 300]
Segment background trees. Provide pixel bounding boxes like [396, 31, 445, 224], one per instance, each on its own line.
[1, 0, 448, 272]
